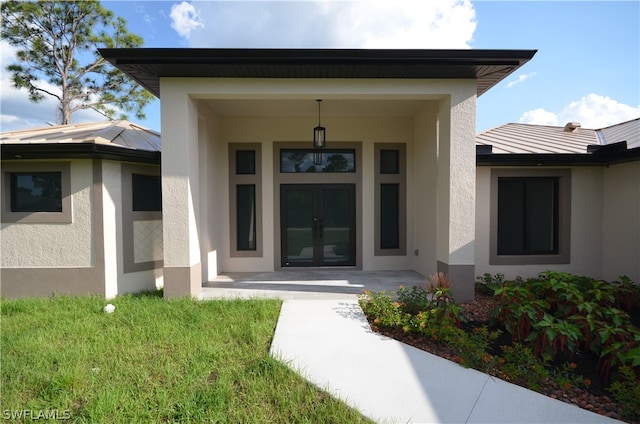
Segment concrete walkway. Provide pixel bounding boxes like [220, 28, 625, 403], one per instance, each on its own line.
[202, 271, 623, 423]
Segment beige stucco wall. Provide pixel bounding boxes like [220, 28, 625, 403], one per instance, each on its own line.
[102, 161, 163, 298]
[475, 166, 606, 280]
[602, 161, 640, 283]
[207, 116, 414, 272]
[198, 108, 225, 281]
[1, 159, 163, 298]
[1, 159, 93, 268]
[412, 102, 439, 278]
[160, 77, 478, 299]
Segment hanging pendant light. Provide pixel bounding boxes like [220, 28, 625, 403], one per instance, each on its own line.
[313, 99, 325, 165]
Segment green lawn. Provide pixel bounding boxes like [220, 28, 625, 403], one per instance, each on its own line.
[1, 293, 371, 423]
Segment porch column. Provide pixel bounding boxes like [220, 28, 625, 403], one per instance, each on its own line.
[436, 90, 476, 303]
[161, 89, 202, 299]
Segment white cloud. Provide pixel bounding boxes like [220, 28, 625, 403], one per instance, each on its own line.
[187, 0, 476, 48]
[170, 1, 204, 39]
[506, 72, 537, 88]
[519, 94, 640, 128]
[519, 108, 558, 126]
[333, 0, 477, 49]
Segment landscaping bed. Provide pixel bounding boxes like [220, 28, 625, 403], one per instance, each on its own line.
[359, 272, 640, 423]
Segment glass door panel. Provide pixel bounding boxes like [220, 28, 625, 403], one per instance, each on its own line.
[321, 188, 354, 265]
[282, 188, 315, 266]
[281, 184, 355, 267]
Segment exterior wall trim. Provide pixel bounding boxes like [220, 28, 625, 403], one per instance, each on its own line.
[121, 163, 163, 273]
[0, 160, 106, 298]
[228, 143, 263, 258]
[2, 161, 72, 224]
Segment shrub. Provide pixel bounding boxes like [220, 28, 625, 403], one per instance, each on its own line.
[475, 273, 505, 295]
[498, 343, 550, 392]
[490, 272, 640, 379]
[607, 365, 640, 420]
[612, 276, 640, 313]
[396, 285, 431, 315]
[358, 290, 408, 328]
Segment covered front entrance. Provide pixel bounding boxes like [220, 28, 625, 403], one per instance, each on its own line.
[281, 184, 356, 267]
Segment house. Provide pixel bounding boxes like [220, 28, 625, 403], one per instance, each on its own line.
[96, 48, 538, 301]
[475, 118, 640, 284]
[1, 121, 163, 298]
[4, 49, 638, 302]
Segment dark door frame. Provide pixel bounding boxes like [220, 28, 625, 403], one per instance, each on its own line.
[280, 183, 356, 267]
[272, 142, 363, 270]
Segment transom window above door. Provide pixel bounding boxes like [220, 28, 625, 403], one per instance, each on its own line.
[280, 149, 355, 173]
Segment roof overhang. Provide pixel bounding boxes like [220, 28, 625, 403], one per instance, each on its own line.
[99, 48, 537, 98]
[1, 144, 160, 164]
[476, 142, 640, 166]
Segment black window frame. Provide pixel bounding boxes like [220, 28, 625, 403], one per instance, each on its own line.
[280, 149, 356, 173]
[229, 143, 263, 257]
[131, 173, 162, 212]
[374, 144, 406, 256]
[10, 171, 63, 213]
[2, 162, 72, 224]
[497, 176, 559, 255]
[490, 169, 571, 265]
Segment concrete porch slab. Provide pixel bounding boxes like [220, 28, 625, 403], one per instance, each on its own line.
[200, 270, 426, 300]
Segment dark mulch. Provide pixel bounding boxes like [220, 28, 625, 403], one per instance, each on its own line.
[367, 292, 633, 423]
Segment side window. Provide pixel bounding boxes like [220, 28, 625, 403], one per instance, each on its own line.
[11, 172, 62, 212]
[491, 169, 571, 265]
[132, 173, 162, 212]
[229, 144, 262, 257]
[497, 177, 559, 255]
[122, 164, 163, 273]
[375, 144, 406, 256]
[2, 163, 72, 223]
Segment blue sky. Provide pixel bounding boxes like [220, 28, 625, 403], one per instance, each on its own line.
[1, 1, 638, 133]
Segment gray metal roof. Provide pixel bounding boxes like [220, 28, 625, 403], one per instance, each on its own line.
[1, 121, 161, 164]
[99, 48, 537, 98]
[0, 120, 161, 152]
[476, 118, 640, 154]
[598, 118, 640, 149]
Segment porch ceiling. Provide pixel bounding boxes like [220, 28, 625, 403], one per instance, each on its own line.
[203, 98, 431, 118]
[99, 48, 537, 99]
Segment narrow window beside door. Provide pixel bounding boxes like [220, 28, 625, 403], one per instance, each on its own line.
[236, 184, 256, 251]
[229, 144, 262, 256]
[375, 144, 406, 255]
[380, 183, 400, 249]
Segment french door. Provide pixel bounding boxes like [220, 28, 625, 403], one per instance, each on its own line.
[280, 184, 356, 267]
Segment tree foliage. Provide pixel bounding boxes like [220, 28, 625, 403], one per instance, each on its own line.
[1, 0, 154, 125]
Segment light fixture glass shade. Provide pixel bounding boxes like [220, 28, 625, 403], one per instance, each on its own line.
[314, 126, 326, 149]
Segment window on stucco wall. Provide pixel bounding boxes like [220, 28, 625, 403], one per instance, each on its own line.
[490, 169, 571, 265]
[229, 144, 263, 257]
[2, 162, 72, 224]
[122, 164, 163, 273]
[374, 144, 406, 256]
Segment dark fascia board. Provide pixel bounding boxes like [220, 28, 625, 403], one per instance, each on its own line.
[1, 144, 160, 164]
[476, 146, 640, 167]
[99, 48, 537, 98]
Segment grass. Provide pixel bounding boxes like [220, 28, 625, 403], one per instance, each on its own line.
[1, 292, 371, 423]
